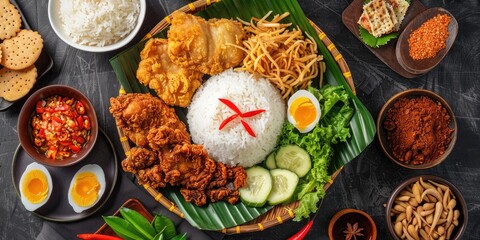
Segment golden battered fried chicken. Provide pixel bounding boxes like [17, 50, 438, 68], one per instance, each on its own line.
[109, 93, 187, 146]
[168, 11, 246, 75]
[227, 165, 247, 189]
[137, 38, 203, 107]
[207, 162, 227, 189]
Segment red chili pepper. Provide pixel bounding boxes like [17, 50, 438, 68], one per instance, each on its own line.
[52, 116, 63, 123]
[36, 100, 45, 113]
[76, 116, 84, 130]
[288, 220, 314, 240]
[241, 109, 265, 118]
[219, 98, 242, 115]
[75, 136, 86, 144]
[219, 114, 239, 130]
[77, 233, 122, 240]
[69, 144, 81, 153]
[76, 101, 85, 115]
[38, 129, 46, 138]
[240, 120, 256, 137]
[59, 140, 72, 146]
[83, 116, 91, 130]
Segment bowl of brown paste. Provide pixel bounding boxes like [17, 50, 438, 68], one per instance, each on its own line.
[376, 89, 457, 169]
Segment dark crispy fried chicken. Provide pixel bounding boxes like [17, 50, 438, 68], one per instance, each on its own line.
[109, 93, 187, 146]
[121, 147, 158, 173]
[112, 93, 247, 206]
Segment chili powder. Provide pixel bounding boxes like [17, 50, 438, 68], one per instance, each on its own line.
[408, 14, 451, 60]
[383, 96, 453, 165]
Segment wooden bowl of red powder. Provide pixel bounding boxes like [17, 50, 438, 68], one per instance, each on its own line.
[396, 7, 458, 75]
[376, 89, 457, 169]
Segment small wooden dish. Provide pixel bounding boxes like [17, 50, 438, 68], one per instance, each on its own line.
[328, 208, 377, 240]
[376, 89, 457, 169]
[385, 175, 467, 240]
[396, 7, 458, 75]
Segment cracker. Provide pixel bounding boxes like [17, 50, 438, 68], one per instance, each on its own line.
[0, 29, 43, 70]
[363, 0, 395, 37]
[0, 0, 22, 40]
[0, 65, 37, 101]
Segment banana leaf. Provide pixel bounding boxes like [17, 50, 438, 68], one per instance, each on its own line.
[110, 0, 376, 231]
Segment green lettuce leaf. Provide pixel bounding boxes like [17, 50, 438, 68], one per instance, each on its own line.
[278, 85, 354, 220]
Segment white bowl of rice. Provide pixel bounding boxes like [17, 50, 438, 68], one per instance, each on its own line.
[188, 69, 286, 167]
[48, 0, 146, 52]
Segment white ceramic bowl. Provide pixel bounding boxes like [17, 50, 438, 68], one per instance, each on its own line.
[48, 0, 146, 52]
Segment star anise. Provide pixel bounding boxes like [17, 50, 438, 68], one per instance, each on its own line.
[343, 222, 364, 240]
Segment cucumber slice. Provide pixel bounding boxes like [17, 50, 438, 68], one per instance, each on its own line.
[267, 169, 299, 205]
[265, 152, 276, 170]
[275, 145, 311, 178]
[239, 166, 272, 207]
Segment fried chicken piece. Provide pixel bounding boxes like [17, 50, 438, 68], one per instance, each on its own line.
[109, 93, 187, 146]
[227, 165, 247, 189]
[180, 189, 207, 206]
[147, 126, 190, 150]
[160, 143, 216, 190]
[121, 147, 158, 173]
[208, 162, 227, 189]
[168, 11, 246, 75]
[206, 187, 240, 205]
[137, 38, 203, 107]
[137, 164, 166, 189]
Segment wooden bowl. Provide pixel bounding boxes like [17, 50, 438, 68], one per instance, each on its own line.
[376, 89, 457, 169]
[385, 175, 467, 240]
[328, 208, 377, 240]
[17, 85, 98, 167]
[396, 7, 458, 75]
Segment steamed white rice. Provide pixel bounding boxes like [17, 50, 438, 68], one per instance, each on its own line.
[187, 69, 286, 167]
[60, 0, 140, 47]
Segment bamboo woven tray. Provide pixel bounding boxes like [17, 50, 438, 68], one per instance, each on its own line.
[116, 0, 356, 234]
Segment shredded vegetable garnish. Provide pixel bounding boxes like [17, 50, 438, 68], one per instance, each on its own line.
[234, 12, 324, 99]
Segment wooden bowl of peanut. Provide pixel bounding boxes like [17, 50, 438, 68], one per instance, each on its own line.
[385, 175, 467, 240]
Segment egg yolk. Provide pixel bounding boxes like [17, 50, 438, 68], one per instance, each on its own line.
[71, 172, 100, 207]
[289, 97, 316, 130]
[21, 170, 48, 204]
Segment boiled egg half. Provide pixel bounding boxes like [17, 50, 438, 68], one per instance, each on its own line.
[19, 162, 53, 211]
[287, 90, 321, 133]
[68, 164, 105, 213]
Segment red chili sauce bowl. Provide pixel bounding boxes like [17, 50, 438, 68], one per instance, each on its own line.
[18, 85, 98, 167]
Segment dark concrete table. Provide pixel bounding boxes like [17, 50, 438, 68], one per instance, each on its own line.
[1, 0, 479, 239]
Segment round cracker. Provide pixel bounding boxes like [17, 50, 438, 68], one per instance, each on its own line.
[0, 0, 22, 40]
[0, 65, 37, 101]
[1, 29, 43, 70]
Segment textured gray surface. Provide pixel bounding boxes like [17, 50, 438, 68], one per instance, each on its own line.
[0, 0, 479, 239]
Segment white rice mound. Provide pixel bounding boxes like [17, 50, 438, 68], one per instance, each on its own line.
[188, 69, 286, 167]
[60, 0, 140, 47]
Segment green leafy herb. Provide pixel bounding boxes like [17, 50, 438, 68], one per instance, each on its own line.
[153, 215, 177, 240]
[103, 216, 146, 240]
[359, 26, 398, 48]
[120, 208, 156, 239]
[171, 233, 188, 240]
[153, 233, 165, 240]
[278, 85, 354, 220]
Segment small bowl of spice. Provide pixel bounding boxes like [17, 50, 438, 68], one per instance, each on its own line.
[386, 175, 467, 240]
[328, 208, 377, 240]
[377, 89, 456, 169]
[17, 85, 98, 167]
[396, 7, 458, 75]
